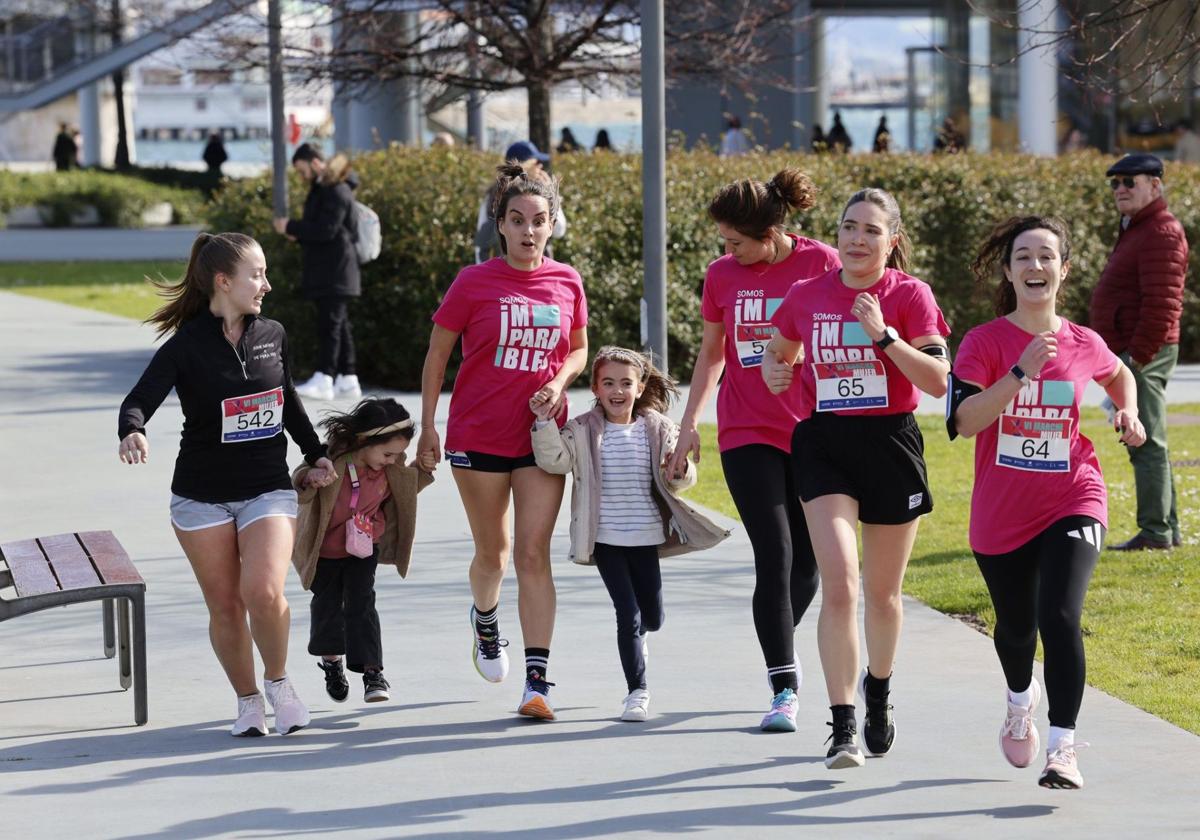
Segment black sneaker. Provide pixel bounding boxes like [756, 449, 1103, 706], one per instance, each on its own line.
[824, 719, 865, 769]
[364, 669, 390, 703]
[859, 670, 896, 756]
[318, 658, 349, 703]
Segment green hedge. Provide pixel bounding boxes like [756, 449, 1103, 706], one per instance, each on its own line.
[205, 147, 1200, 388]
[0, 170, 204, 227]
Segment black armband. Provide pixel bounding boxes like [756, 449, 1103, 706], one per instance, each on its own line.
[945, 371, 982, 441]
[919, 343, 949, 360]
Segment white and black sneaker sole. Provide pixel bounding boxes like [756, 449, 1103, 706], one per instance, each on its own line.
[825, 748, 866, 769]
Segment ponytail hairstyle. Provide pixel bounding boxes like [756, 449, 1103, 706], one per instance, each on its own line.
[970, 215, 1072, 318]
[840, 188, 912, 273]
[147, 232, 259, 337]
[590, 345, 680, 417]
[320, 397, 416, 460]
[490, 161, 560, 254]
[707, 167, 819, 241]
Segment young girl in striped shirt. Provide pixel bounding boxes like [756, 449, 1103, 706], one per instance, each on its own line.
[532, 346, 729, 722]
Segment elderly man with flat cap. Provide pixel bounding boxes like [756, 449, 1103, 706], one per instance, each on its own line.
[1090, 153, 1188, 550]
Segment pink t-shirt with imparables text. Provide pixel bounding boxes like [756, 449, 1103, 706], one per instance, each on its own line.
[954, 317, 1119, 555]
[700, 234, 840, 452]
[433, 257, 587, 457]
[771, 267, 950, 419]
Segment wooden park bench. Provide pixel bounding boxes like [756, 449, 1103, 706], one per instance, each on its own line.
[0, 530, 147, 725]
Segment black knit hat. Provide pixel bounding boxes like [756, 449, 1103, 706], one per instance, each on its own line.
[1106, 153, 1163, 178]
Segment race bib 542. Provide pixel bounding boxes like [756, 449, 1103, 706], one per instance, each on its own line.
[221, 387, 284, 443]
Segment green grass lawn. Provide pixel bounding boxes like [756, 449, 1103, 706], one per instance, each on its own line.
[688, 412, 1200, 735]
[0, 261, 184, 321]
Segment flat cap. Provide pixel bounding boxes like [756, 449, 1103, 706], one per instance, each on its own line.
[1106, 152, 1163, 178]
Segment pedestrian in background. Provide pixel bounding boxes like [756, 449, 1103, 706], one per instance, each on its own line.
[1089, 153, 1187, 550]
[721, 116, 752, 157]
[53, 123, 77, 171]
[273, 143, 362, 402]
[203, 133, 228, 177]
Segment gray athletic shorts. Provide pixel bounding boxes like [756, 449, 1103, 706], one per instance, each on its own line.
[170, 489, 298, 532]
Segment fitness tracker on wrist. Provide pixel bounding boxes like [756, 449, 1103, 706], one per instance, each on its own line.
[1010, 364, 1030, 385]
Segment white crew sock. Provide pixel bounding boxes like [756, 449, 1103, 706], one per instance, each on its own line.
[1048, 725, 1075, 750]
[1007, 682, 1034, 708]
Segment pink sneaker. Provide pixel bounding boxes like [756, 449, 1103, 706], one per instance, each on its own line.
[999, 678, 1041, 768]
[1039, 741, 1086, 789]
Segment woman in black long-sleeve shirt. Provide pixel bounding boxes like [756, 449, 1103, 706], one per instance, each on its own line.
[119, 232, 335, 737]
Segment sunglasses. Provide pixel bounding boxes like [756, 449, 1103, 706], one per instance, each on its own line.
[1109, 176, 1138, 190]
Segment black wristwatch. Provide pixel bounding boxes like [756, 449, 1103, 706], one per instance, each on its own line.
[1010, 364, 1030, 385]
[875, 326, 899, 350]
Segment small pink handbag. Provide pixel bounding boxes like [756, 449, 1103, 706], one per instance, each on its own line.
[343, 461, 375, 559]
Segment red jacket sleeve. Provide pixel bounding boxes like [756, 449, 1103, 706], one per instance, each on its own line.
[1130, 218, 1187, 366]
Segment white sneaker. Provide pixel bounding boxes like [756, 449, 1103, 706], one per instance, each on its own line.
[621, 688, 650, 722]
[296, 372, 334, 400]
[264, 675, 311, 735]
[231, 692, 267, 737]
[470, 606, 509, 683]
[333, 374, 362, 399]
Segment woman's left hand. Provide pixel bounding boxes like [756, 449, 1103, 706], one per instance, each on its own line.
[272, 217, 289, 235]
[1113, 408, 1146, 447]
[851, 292, 886, 340]
[529, 381, 565, 421]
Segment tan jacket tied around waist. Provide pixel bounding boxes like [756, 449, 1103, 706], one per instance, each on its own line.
[291, 455, 434, 590]
[532, 405, 731, 565]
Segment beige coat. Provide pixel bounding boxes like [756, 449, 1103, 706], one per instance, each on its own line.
[532, 406, 730, 565]
[291, 455, 434, 590]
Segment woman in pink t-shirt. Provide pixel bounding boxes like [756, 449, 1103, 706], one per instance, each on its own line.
[763, 188, 951, 769]
[950, 216, 1145, 790]
[418, 163, 588, 721]
[666, 168, 838, 734]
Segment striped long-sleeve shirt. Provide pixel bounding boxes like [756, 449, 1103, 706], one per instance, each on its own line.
[595, 417, 664, 547]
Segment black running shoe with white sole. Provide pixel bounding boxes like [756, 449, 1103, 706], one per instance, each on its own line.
[824, 719, 865, 769]
[859, 670, 895, 756]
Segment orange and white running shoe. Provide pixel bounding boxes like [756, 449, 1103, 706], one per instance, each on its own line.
[517, 678, 556, 721]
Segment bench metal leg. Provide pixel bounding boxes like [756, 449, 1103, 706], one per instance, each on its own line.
[131, 591, 148, 726]
[117, 597, 132, 690]
[103, 599, 116, 658]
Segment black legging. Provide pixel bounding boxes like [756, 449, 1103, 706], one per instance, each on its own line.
[315, 295, 356, 377]
[720, 444, 819, 685]
[594, 542, 664, 693]
[973, 515, 1103, 729]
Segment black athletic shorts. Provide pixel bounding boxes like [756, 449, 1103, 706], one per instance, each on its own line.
[445, 449, 537, 473]
[791, 411, 933, 525]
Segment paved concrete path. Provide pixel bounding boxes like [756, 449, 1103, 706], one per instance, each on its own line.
[1, 291, 1197, 839]
[0, 226, 203, 262]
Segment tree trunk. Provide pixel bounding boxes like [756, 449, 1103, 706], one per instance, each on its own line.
[111, 0, 130, 169]
[524, 0, 553, 151]
[527, 78, 551, 151]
